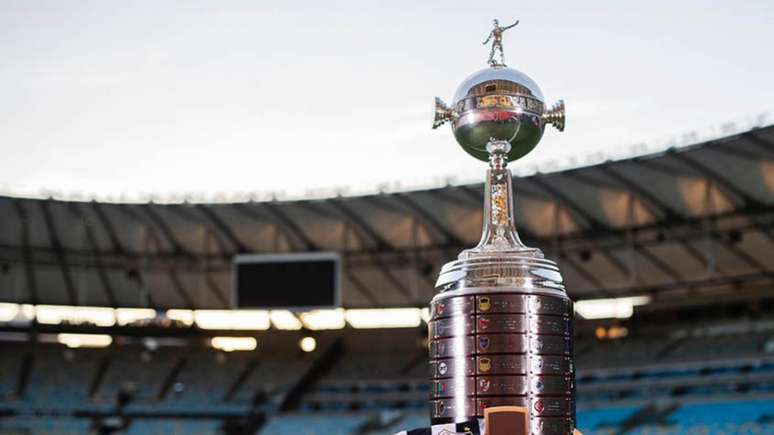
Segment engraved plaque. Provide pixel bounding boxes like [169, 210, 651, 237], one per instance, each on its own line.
[529, 295, 570, 316]
[476, 334, 527, 354]
[528, 376, 572, 395]
[530, 315, 571, 335]
[477, 375, 527, 396]
[477, 314, 525, 333]
[431, 398, 477, 419]
[531, 397, 573, 416]
[476, 294, 526, 313]
[530, 355, 573, 375]
[429, 315, 475, 338]
[529, 335, 571, 355]
[476, 355, 526, 375]
[430, 357, 475, 378]
[430, 377, 476, 399]
[430, 336, 476, 358]
[432, 296, 474, 319]
[531, 417, 574, 434]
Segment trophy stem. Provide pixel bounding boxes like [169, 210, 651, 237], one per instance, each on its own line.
[459, 140, 541, 259]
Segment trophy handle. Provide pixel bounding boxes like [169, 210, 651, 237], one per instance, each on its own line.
[432, 97, 456, 129]
[543, 99, 565, 132]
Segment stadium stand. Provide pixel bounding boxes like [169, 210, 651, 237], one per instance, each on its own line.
[2, 319, 774, 434]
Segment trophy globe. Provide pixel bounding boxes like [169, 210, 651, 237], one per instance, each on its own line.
[434, 67, 565, 163]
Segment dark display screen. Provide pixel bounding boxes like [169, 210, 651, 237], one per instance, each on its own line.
[233, 254, 339, 309]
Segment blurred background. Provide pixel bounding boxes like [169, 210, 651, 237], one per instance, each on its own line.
[1, 1, 774, 434]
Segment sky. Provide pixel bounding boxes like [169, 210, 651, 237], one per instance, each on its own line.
[1, 0, 773, 202]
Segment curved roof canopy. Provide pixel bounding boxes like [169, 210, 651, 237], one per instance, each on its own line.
[0, 126, 772, 309]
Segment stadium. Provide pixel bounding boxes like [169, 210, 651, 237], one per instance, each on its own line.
[1, 124, 773, 434]
[2, 2, 774, 435]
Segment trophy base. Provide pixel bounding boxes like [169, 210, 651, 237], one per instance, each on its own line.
[428, 254, 575, 435]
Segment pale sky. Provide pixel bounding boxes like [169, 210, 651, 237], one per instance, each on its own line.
[1, 0, 772, 201]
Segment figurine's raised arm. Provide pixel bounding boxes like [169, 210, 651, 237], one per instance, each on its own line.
[504, 20, 519, 30]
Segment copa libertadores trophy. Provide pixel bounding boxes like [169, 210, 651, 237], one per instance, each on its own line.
[428, 19, 574, 434]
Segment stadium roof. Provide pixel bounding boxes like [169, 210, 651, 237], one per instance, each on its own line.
[0, 126, 772, 309]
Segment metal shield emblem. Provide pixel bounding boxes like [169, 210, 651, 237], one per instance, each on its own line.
[479, 297, 491, 312]
[439, 361, 448, 376]
[479, 336, 490, 350]
[479, 357, 491, 373]
[479, 379, 491, 393]
[478, 317, 491, 330]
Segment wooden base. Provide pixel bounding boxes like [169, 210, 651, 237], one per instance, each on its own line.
[484, 406, 529, 435]
[483, 407, 582, 435]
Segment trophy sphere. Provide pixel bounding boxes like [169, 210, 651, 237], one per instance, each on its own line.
[436, 66, 564, 162]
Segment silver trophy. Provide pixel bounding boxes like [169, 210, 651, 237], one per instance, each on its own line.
[429, 19, 573, 434]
